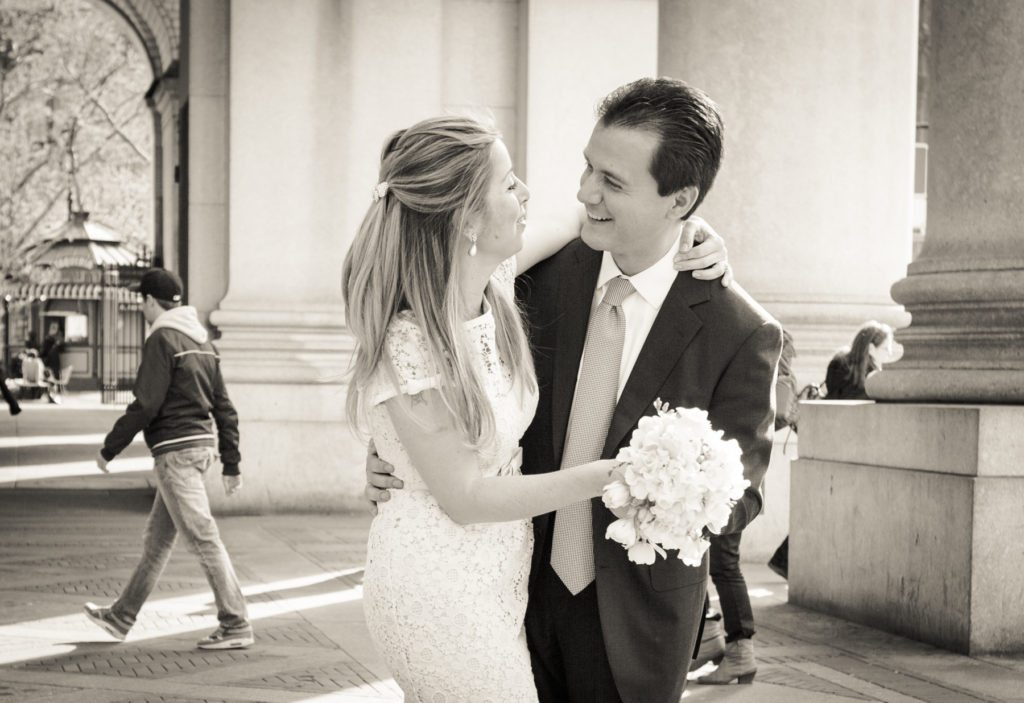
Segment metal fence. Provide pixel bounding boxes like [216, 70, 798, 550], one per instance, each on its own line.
[100, 267, 145, 405]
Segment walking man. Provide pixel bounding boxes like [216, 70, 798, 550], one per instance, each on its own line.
[84, 268, 253, 650]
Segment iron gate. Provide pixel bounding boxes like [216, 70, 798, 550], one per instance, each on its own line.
[100, 267, 146, 405]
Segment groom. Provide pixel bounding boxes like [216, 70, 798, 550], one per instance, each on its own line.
[369, 77, 781, 702]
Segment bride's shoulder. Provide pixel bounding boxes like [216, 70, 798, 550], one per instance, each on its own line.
[364, 312, 439, 405]
[385, 311, 440, 375]
[385, 310, 429, 357]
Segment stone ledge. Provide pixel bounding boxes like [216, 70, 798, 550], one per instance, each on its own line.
[798, 400, 1024, 476]
[792, 401, 1024, 654]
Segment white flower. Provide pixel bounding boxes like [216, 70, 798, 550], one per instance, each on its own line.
[602, 480, 632, 510]
[602, 400, 748, 567]
[606, 518, 638, 547]
[678, 534, 710, 567]
[627, 541, 657, 565]
[703, 500, 735, 532]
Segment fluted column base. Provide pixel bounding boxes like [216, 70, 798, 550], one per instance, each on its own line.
[867, 268, 1024, 403]
[203, 304, 362, 513]
[209, 305, 352, 383]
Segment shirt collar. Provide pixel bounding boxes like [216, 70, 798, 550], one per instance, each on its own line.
[596, 233, 681, 310]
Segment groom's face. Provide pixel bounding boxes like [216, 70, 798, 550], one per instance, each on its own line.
[577, 124, 685, 273]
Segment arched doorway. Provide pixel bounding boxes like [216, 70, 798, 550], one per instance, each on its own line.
[1, 0, 173, 392]
[94, 0, 184, 289]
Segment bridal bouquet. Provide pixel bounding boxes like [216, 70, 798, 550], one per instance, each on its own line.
[602, 400, 749, 566]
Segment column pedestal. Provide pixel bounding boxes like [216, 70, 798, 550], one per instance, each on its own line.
[792, 401, 1024, 654]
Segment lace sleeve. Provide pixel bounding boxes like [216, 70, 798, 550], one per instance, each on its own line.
[490, 256, 518, 298]
[365, 314, 441, 406]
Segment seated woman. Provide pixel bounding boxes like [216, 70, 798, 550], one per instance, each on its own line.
[824, 321, 894, 399]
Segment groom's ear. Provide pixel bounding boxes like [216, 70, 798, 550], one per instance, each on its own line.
[667, 186, 699, 220]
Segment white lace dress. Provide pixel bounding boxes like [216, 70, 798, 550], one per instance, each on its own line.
[362, 258, 540, 703]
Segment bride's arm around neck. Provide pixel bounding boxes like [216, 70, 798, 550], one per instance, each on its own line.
[515, 201, 586, 275]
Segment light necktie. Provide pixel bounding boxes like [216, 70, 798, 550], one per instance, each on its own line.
[551, 275, 635, 595]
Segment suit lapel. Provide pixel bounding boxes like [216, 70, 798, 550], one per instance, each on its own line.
[602, 273, 710, 457]
[551, 244, 603, 465]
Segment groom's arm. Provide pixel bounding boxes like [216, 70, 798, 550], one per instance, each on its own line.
[708, 319, 783, 535]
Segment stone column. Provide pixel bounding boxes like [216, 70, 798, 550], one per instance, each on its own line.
[147, 75, 179, 274]
[866, 0, 1024, 403]
[441, 0, 520, 158]
[794, 1, 1024, 654]
[659, 0, 917, 386]
[520, 0, 659, 231]
[204, 0, 445, 511]
[184, 0, 229, 327]
[658, 0, 919, 559]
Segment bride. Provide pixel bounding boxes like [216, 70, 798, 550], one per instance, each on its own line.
[342, 115, 727, 702]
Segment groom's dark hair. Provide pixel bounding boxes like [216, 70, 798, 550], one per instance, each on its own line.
[598, 77, 723, 219]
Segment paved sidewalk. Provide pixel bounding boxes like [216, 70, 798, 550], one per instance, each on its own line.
[0, 396, 153, 490]
[1, 399, 1022, 701]
[1, 491, 1022, 703]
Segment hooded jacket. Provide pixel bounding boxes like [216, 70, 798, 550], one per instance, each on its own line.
[101, 306, 241, 475]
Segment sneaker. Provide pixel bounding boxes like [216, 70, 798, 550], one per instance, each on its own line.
[83, 602, 130, 641]
[196, 626, 254, 650]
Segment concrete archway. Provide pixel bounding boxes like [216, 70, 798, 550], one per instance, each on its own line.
[95, 0, 179, 79]
[92, 0, 183, 280]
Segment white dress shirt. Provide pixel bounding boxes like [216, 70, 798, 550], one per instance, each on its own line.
[580, 235, 682, 400]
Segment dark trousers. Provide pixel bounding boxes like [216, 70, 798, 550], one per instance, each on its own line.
[526, 562, 622, 703]
[1, 367, 20, 415]
[709, 531, 755, 641]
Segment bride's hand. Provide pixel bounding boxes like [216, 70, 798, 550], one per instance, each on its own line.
[582, 459, 627, 496]
[673, 216, 733, 287]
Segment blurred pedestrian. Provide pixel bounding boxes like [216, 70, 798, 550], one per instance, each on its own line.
[40, 322, 64, 380]
[82, 268, 252, 650]
[824, 321, 894, 399]
[1, 361, 21, 416]
[695, 329, 799, 683]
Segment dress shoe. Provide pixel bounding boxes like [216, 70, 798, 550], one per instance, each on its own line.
[696, 637, 756, 685]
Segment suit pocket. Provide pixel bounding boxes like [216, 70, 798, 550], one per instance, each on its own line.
[649, 554, 707, 592]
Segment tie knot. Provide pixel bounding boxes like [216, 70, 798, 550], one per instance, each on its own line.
[602, 276, 635, 307]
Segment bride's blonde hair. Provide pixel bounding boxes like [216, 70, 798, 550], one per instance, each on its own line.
[342, 116, 536, 448]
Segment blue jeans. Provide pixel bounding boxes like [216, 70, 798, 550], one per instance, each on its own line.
[112, 446, 249, 631]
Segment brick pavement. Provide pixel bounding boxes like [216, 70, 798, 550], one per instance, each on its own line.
[1, 400, 1023, 702]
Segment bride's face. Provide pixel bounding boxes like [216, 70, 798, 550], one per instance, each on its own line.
[475, 139, 529, 260]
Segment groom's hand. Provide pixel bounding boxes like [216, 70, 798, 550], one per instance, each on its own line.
[365, 439, 403, 516]
[673, 216, 733, 287]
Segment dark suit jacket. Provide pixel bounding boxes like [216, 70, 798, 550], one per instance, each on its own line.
[517, 239, 782, 703]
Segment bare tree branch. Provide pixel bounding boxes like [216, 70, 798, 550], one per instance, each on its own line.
[62, 54, 149, 164]
[0, 145, 57, 211]
[14, 185, 63, 247]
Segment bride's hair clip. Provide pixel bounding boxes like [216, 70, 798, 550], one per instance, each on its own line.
[372, 181, 390, 203]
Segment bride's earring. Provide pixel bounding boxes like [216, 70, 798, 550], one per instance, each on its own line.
[468, 231, 478, 257]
